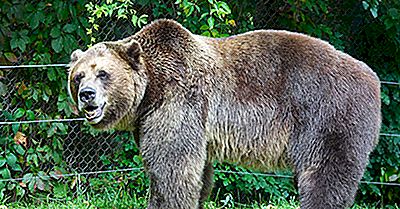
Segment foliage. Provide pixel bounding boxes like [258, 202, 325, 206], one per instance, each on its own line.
[5, 185, 395, 209]
[92, 132, 148, 199]
[0, 0, 90, 202]
[5, 187, 398, 209]
[84, 0, 254, 43]
[212, 164, 296, 204]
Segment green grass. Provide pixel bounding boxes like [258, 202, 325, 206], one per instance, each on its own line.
[3, 190, 399, 209]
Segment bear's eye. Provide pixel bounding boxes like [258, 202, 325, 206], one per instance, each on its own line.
[73, 72, 84, 85]
[97, 70, 109, 80]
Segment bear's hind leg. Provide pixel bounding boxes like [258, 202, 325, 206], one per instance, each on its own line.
[199, 162, 214, 209]
[296, 134, 371, 209]
[297, 164, 359, 209]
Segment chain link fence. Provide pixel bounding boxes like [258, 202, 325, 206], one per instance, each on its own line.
[0, 68, 126, 173]
[0, 4, 143, 174]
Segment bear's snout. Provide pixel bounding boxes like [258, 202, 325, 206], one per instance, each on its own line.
[79, 87, 96, 104]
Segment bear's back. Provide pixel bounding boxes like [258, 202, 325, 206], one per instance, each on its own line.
[200, 29, 380, 111]
[201, 29, 381, 169]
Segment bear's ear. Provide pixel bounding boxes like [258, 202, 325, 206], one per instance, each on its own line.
[105, 39, 142, 67]
[70, 49, 84, 64]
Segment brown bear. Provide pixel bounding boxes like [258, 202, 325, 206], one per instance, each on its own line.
[68, 19, 381, 209]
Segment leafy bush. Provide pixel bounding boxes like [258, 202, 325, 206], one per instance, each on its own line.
[0, 0, 90, 202]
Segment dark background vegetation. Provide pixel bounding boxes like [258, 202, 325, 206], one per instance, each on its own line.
[0, 0, 399, 207]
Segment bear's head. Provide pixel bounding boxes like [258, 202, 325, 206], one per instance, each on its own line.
[68, 39, 147, 130]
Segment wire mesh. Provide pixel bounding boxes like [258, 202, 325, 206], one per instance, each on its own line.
[0, 68, 129, 174]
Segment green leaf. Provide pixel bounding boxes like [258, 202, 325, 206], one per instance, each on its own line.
[32, 90, 39, 101]
[10, 37, 18, 50]
[28, 178, 36, 192]
[23, 173, 33, 183]
[4, 52, 18, 63]
[3, 111, 13, 120]
[6, 153, 17, 167]
[38, 171, 50, 181]
[29, 12, 41, 29]
[14, 144, 25, 155]
[384, 18, 394, 29]
[381, 90, 390, 105]
[52, 152, 62, 164]
[388, 8, 399, 19]
[0, 81, 8, 96]
[51, 37, 64, 53]
[201, 31, 211, 37]
[63, 24, 77, 33]
[219, 2, 231, 14]
[53, 183, 68, 198]
[0, 137, 7, 146]
[50, 26, 61, 38]
[187, 5, 194, 16]
[31, 154, 38, 167]
[36, 178, 45, 191]
[207, 17, 215, 29]
[138, 14, 148, 28]
[131, 15, 138, 27]
[26, 110, 35, 120]
[20, 30, 29, 39]
[0, 157, 6, 167]
[7, 182, 16, 190]
[44, 85, 52, 96]
[58, 93, 67, 102]
[43, 93, 50, 102]
[55, 123, 67, 134]
[47, 125, 56, 137]
[370, 7, 378, 18]
[369, 184, 381, 196]
[211, 29, 219, 37]
[63, 34, 78, 54]
[14, 108, 26, 119]
[12, 124, 20, 134]
[0, 168, 10, 179]
[10, 37, 28, 51]
[117, 8, 128, 19]
[362, 1, 369, 10]
[11, 163, 22, 171]
[47, 68, 57, 81]
[200, 24, 209, 30]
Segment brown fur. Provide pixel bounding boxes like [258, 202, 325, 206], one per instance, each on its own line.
[68, 19, 381, 209]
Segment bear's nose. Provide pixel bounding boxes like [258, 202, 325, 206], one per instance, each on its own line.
[79, 87, 96, 103]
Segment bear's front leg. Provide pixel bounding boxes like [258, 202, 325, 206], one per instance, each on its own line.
[140, 103, 207, 209]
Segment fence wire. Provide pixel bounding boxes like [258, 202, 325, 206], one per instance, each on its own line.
[1, 166, 399, 188]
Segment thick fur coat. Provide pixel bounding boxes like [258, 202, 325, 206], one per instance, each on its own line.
[68, 19, 381, 209]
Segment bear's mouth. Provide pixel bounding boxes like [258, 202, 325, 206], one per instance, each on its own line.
[83, 103, 106, 122]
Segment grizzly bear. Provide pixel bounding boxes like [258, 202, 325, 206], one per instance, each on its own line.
[68, 19, 381, 209]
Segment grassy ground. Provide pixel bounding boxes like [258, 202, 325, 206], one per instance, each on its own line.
[3, 190, 398, 209]
[4, 199, 398, 209]
[5, 197, 394, 209]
